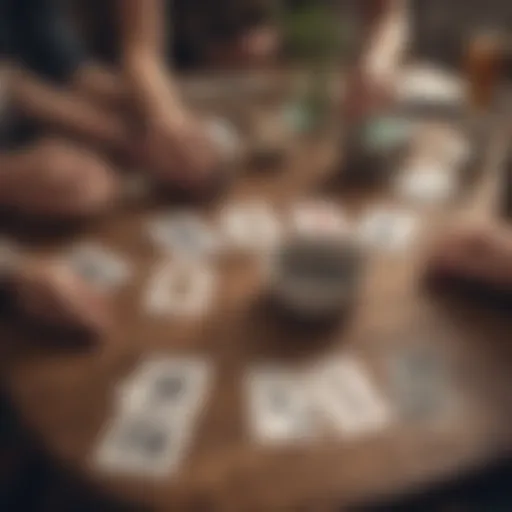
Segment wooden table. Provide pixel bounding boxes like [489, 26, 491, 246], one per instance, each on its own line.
[2, 73, 512, 511]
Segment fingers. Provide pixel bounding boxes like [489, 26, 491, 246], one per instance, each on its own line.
[12, 259, 110, 337]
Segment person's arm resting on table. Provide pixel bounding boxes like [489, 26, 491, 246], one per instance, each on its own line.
[118, 0, 220, 189]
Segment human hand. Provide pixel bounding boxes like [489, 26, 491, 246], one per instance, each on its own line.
[343, 66, 395, 124]
[0, 139, 118, 219]
[12, 257, 110, 337]
[137, 106, 222, 194]
[427, 220, 512, 290]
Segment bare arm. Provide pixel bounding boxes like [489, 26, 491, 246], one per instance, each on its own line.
[10, 68, 130, 154]
[117, 0, 181, 119]
[362, 0, 409, 84]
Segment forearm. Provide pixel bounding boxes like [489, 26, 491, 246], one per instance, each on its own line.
[118, 0, 180, 118]
[121, 55, 182, 120]
[362, 0, 409, 81]
[10, 69, 130, 153]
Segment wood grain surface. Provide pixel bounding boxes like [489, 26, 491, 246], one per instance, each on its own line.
[2, 73, 512, 511]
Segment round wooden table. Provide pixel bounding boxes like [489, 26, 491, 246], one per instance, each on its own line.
[2, 74, 512, 511]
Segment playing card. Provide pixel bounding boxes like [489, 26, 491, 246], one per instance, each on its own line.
[245, 366, 317, 445]
[395, 163, 456, 205]
[148, 212, 218, 260]
[118, 356, 212, 421]
[311, 356, 393, 437]
[388, 344, 458, 423]
[289, 201, 350, 238]
[94, 412, 189, 478]
[65, 243, 131, 291]
[218, 202, 281, 253]
[397, 64, 466, 106]
[144, 260, 216, 317]
[358, 207, 419, 252]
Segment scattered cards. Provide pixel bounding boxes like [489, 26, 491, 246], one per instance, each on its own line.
[144, 259, 216, 318]
[245, 366, 317, 445]
[148, 212, 218, 259]
[65, 243, 131, 291]
[358, 207, 419, 252]
[311, 356, 393, 438]
[218, 202, 281, 253]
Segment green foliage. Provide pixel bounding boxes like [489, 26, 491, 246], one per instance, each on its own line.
[281, 3, 345, 63]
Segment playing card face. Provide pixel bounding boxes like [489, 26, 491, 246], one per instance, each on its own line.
[144, 260, 216, 317]
[65, 243, 131, 291]
[218, 202, 281, 253]
[119, 356, 212, 421]
[312, 356, 393, 437]
[395, 164, 456, 205]
[358, 208, 419, 252]
[246, 366, 316, 445]
[289, 201, 350, 238]
[94, 413, 188, 478]
[148, 212, 218, 260]
[388, 344, 458, 424]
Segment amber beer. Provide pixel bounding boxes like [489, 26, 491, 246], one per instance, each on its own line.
[466, 33, 504, 111]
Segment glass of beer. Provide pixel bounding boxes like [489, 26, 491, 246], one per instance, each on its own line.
[465, 31, 504, 112]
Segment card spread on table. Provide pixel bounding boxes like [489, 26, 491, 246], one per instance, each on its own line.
[65, 243, 131, 290]
[395, 164, 456, 204]
[311, 356, 393, 437]
[290, 201, 350, 238]
[118, 356, 212, 421]
[388, 344, 458, 423]
[144, 260, 215, 317]
[358, 207, 419, 251]
[219, 202, 281, 252]
[94, 413, 188, 478]
[148, 212, 218, 259]
[246, 366, 316, 445]
[96, 356, 212, 478]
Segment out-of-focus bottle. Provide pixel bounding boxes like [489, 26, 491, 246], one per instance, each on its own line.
[465, 31, 504, 112]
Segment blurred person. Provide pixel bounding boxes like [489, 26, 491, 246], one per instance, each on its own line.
[0, 0, 223, 198]
[76, 0, 281, 70]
